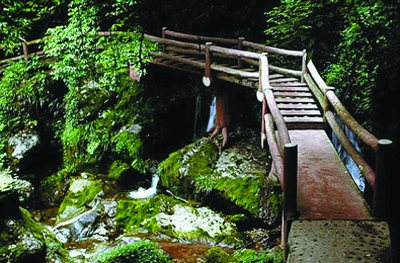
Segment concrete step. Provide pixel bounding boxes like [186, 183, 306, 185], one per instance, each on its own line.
[287, 220, 392, 263]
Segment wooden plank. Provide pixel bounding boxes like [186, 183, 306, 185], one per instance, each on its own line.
[284, 116, 324, 123]
[269, 74, 285, 79]
[280, 109, 321, 116]
[270, 77, 299, 83]
[273, 86, 310, 92]
[277, 103, 319, 109]
[271, 83, 308, 87]
[275, 97, 315, 103]
[274, 91, 313, 98]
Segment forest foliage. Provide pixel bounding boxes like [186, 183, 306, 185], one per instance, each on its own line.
[0, 0, 158, 171]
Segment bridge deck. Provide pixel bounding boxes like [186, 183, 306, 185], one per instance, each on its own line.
[289, 129, 372, 220]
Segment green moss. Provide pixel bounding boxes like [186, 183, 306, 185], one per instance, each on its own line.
[115, 194, 176, 233]
[205, 247, 236, 263]
[57, 177, 103, 222]
[19, 208, 74, 263]
[205, 247, 284, 263]
[108, 160, 132, 181]
[158, 138, 218, 200]
[158, 151, 183, 191]
[213, 175, 263, 218]
[232, 247, 284, 263]
[0, 207, 73, 263]
[96, 240, 172, 263]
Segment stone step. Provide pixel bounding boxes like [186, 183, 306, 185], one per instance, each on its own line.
[287, 220, 393, 263]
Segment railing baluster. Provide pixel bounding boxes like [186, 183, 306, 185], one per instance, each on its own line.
[237, 37, 245, 67]
[301, 49, 306, 83]
[22, 41, 29, 61]
[161, 27, 167, 52]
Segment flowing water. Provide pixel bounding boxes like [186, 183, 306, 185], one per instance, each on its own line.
[206, 95, 216, 132]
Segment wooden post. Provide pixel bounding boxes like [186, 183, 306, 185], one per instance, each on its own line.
[161, 27, 167, 52]
[203, 42, 213, 87]
[22, 42, 29, 61]
[259, 53, 269, 91]
[282, 143, 298, 258]
[237, 37, 245, 67]
[260, 97, 267, 148]
[301, 49, 307, 83]
[283, 143, 298, 218]
[323, 87, 335, 123]
[373, 139, 393, 217]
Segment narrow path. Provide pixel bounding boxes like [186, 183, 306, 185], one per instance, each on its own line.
[289, 130, 371, 220]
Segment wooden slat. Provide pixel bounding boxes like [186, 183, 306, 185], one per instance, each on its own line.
[277, 103, 319, 109]
[275, 97, 315, 103]
[280, 109, 321, 116]
[273, 86, 310, 92]
[270, 77, 299, 83]
[269, 74, 285, 79]
[274, 91, 313, 98]
[271, 83, 308, 87]
[284, 116, 324, 123]
[285, 117, 326, 130]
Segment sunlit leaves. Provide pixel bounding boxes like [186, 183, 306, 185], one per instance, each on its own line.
[0, 0, 62, 54]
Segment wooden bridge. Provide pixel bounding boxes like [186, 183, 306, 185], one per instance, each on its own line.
[1, 29, 394, 262]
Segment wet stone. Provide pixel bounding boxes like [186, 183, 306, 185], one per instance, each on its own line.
[287, 220, 392, 262]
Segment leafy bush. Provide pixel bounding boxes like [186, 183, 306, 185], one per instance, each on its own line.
[42, 0, 157, 171]
[96, 240, 172, 263]
[0, 57, 65, 168]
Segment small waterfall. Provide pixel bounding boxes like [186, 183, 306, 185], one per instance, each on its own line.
[206, 95, 217, 132]
[193, 93, 202, 140]
[332, 115, 365, 192]
[128, 174, 160, 199]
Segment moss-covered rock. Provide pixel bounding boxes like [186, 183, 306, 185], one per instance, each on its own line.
[0, 207, 73, 263]
[95, 240, 172, 263]
[116, 194, 245, 248]
[158, 134, 281, 223]
[55, 175, 103, 225]
[158, 138, 219, 201]
[0, 170, 33, 208]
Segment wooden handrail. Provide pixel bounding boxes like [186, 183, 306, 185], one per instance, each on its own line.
[305, 58, 393, 217]
[163, 28, 239, 45]
[325, 111, 376, 188]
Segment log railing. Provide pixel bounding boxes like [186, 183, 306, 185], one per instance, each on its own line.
[304, 60, 393, 217]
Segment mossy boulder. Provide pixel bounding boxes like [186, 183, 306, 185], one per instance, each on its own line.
[116, 194, 245, 248]
[0, 207, 73, 263]
[158, 134, 281, 223]
[95, 240, 172, 263]
[55, 174, 103, 225]
[0, 170, 33, 209]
